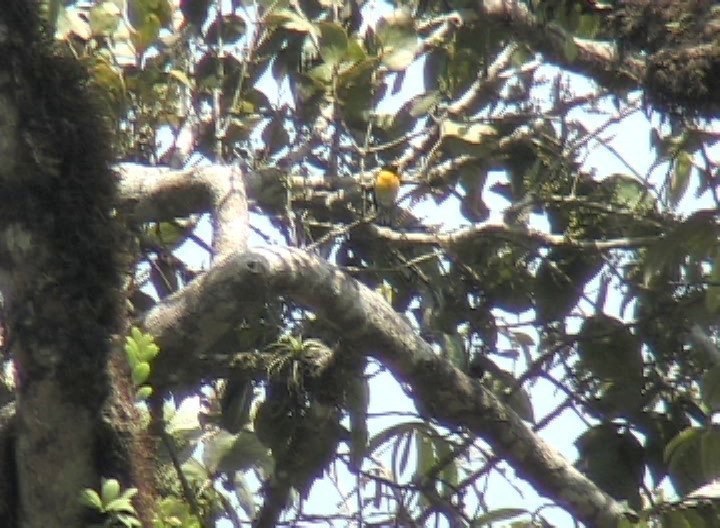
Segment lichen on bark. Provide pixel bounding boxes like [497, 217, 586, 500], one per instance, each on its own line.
[0, 1, 155, 526]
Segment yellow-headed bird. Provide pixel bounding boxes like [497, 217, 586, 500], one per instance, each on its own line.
[374, 165, 401, 225]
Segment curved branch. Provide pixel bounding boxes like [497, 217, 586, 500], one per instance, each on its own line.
[479, 0, 645, 90]
[143, 246, 631, 527]
[116, 164, 249, 258]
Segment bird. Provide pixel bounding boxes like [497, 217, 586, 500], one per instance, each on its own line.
[373, 165, 401, 226]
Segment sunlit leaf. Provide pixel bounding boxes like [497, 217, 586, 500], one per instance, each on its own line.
[168, 69, 192, 88]
[89, 1, 121, 36]
[79, 488, 103, 510]
[266, 9, 315, 34]
[101, 478, 121, 504]
[131, 12, 161, 52]
[134, 386, 153, 401]
[131, 361, 150, 385]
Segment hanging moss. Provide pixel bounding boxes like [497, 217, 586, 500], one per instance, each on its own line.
[612, 0, 720, 116]
[0, 0, 121, 403]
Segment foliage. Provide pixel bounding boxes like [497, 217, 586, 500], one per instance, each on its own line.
[153, 497, 202, 528]
[37, 0, 720, 526]
[80, 479, 140, 528]
[125, 326, 160, 401]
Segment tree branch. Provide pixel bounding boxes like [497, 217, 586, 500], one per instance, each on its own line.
[479, 0, 645, 91]
[143, 246, 631, 527]
[116, 164, 249, 258]
[371, 222, 661, 251]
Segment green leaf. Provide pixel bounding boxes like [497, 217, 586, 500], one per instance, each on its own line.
[575, 424, 644, 509]
[266, 9, 315, 34]
[666, 427, 704, 462]
[706, 253, 720, 314]
[577, 314, 642, 381]
[233, 474, 257, 519]
[134, 386, 153, 401]
[143, 219, 198, 249]
[407, 91, 441, 117]
[88, 1, 121, 36]
[441, 333, 467, 370]
[165, 398, 202, 440]
[435, 440, 458, 496]
[670, 150, 693, 207]
[318, 22, 349, 66]
[125, 337, 139, 364]
[117, 513, 142, 527]
[701, 366, 720, 412]
[202, 430, 271, 474]
[79, 488, 103, 510]
[104, 497, 137, 514]
[181, 458, 210, 484]
[168, 69, 192, 88]
[414, 433, 436, 480]
[131, 361, 151, 386]
[604, 174, 654, 210]
[367, 422, 429, 456]
[440, 120, 497, 142]
[120, 488, 138, 500]
[662, 509, 693, 528]
[131, 12, 161, 52]
[345, 38, 367, 63]
[130, 326, 143, 342]
[376, 12, 417, 71]
[576, 13, 601, 38]
[597, 379, 645, 417]
[563, 35, 578, 62]
[678, 509, 707, 528]
[126, 327, 160, 362]
[139, 341, 159, 361]
[700, 427, 720, 481]
[666, 427, 706, 495]
[101, 478, 121, 504]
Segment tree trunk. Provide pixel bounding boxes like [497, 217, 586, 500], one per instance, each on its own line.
[0, 2, 155, 526]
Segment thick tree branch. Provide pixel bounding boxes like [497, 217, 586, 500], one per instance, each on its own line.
[143, 246, 631, 527]
[117, 164, 249, 258]
[116, 163, 358, 226]
[115, 164, 212, 222]
[479, 0, 644, 90]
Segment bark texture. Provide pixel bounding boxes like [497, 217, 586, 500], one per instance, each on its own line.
[0, 2, 154, 526]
